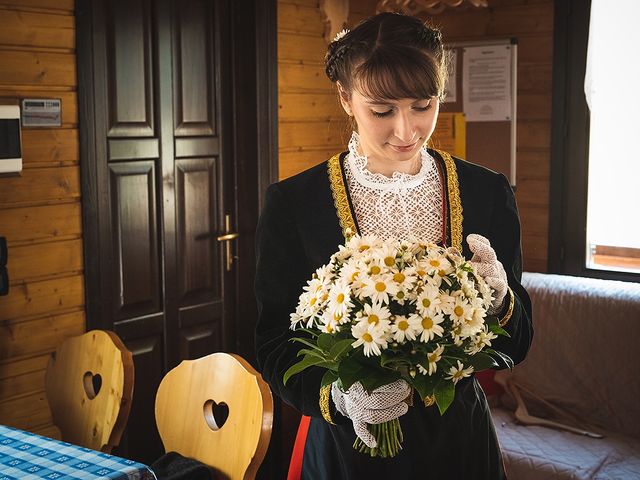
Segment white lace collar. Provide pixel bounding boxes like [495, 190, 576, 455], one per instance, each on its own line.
[346, 132, 436, 192]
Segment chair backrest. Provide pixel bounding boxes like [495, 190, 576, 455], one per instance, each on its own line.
[45, 330, 134, 452]
[155, 352, 273, 480]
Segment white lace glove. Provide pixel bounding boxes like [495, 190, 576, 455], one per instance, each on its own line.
[331, 379, 411, 448]
[467, 233, 508, 313]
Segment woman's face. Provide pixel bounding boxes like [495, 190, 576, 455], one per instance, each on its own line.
[339, 86, 439, 176]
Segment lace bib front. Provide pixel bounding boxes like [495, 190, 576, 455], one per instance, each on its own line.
[344, 132, 444, 243]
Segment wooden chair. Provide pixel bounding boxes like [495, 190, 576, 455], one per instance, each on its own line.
[155, 352, 273, 480]
[45, 330, 134, 453]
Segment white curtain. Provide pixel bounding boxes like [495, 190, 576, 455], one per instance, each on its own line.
[585, 0, 640, 253]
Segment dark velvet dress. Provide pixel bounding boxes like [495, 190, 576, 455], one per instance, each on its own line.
[254, 150, 533, 479]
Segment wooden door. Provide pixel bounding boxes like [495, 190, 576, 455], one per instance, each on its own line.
[76, 0, 274, 463]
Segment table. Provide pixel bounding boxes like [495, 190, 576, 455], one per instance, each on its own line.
[0, 425, 157, 480]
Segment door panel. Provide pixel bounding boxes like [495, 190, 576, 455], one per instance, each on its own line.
[109, 161, 161, 320]
[105, 0, 154, 136]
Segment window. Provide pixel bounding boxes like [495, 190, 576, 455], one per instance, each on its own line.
[584, 0, 640, 274]
[549, 0, 639, 281]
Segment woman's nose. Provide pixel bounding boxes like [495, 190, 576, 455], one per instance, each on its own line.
[393, 112, 416, 144]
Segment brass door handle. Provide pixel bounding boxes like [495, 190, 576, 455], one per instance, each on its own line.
[216, 232, 239, 242]
[217, 214, 238, 271]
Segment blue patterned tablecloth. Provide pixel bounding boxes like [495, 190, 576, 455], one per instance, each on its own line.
[0, 425, 157, 480]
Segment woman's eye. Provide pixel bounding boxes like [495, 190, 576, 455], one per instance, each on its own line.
[371, 109, 393, 118]
[413, 104, 431, 112]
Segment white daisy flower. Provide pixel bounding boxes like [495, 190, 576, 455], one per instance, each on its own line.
[444, 295, 473, 324]
[378, 243, 399, 269]
[362, 302, 391, 327]
[419, 344, 445, 376]
[445, 360, 474, 384]
[351, 321, 388, 357]
[390, 315, 420, 343]
[328, 282, 353, 318]
[415, 312, 445, 342]
[347, 234, 381, 254]
[361, 274, 399, 305]
[416, 285, 443, 315]
[425, 251, 452, 275]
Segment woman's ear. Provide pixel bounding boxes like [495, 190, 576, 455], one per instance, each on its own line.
[336, 82, 353, 117]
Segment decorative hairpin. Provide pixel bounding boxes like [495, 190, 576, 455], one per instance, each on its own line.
[333, 28, 350, 42]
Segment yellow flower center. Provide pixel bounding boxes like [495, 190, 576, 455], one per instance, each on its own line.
[428, 352, 439, 363]
[375, 282, 386, 292]
[363, 333, 373, 343]
[417, 269, 426, 276]
[453, 371, 464, 380]
[370, 265, 381, 275]
[336, 293, 345, 304]
[384, 256, 395, 267]
[326, 324, 334, 333]
[454, 306, 464, 317]
[359, 245, 370, 252]
[393, 272, 405, 283]
[430, 259, 440, 267]
[438, 269, 446, 277]
[368, 314, 379, 325]
[422, 317, 433, 329]
[333, 312, 343, 321]
[422, 298, 431, 308]
[322, 293, 328, 301]
[310, 297, 317, 306]
[351, 271, 359, 281]
[396, 291, 405, 299]
[398, 320, 409, 331]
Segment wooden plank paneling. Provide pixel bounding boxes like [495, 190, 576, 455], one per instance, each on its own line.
[0, 203, 82, 245]
[517, 120, 551, 149]
[279, 147, 345, 179]
[278, 32, 326, 64]
[9, 239, 83, 283]
[0, 50, 76, 86]
[0, 311, 84, 361]
[0, 8, 75, 49]
[518, 63, 552, 93]
[279, 92, 344, 120]
[279, 63, 332, 92]
[2, 0, 75, 12]
[0, 0, 82, 435]
[0, 391, 52, 430]
[0, 275, 84, 322]
[279, 120, 345, 149]
[278, 3, 324, 35]
[0, 166, 80, 204]
[21, 129, 79, 167]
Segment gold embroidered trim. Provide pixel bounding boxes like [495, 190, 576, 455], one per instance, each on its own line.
[319, 384, 335, 425]
[327, 153, 357, 238]
[436, 150, 463, 251]
[499, 287, 515, 327]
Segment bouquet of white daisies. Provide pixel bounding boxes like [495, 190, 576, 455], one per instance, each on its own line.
[284, 233, 513, 458]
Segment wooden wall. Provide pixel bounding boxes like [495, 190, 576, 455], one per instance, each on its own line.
[277, 0, 553, 272]
[0, 0, 82, 437]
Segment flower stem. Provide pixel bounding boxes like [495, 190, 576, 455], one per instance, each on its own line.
[352, 419, 403, 458]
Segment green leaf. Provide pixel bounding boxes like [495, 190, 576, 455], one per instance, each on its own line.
[411, 371, 439, 400]
[317, 333, 336, 352]
[320, 370, 339, 388]
[290, 337, 321, 351]
[484, 348, 514, 370]
[329, 338, 354, 359]
[283, 355, 326, 385]
[360, 370, 400, 393]
[296, 348, 327, 360]
[338, 356, 372, 391]
[467, 352, 498, 371]
[297, 328, 319, 337]
[434, 380, 455, 415]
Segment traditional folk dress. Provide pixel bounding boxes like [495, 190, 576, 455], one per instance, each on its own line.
[254, 136, 533, 480]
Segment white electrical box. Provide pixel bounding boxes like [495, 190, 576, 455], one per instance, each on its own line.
[0, 105, 22, 174]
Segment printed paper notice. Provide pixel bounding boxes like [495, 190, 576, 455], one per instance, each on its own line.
[462, 45, 512, 121]
[443, 49, 457, 103]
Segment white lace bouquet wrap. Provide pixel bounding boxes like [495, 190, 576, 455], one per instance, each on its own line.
[284, 234, 513, 458]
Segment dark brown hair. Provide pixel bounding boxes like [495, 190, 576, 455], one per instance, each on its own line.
[325, 12, 449, 101]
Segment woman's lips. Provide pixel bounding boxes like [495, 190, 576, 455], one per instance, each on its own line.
[388, 141, 419, 153]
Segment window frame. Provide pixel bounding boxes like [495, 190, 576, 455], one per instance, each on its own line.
[548, 0, 639, 282]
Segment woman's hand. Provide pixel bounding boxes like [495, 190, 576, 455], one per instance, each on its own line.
[331, 379, 411, 448]
[467, 234, 508, 312]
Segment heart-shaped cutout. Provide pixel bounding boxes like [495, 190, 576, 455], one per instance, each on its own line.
[83, 371, 102, 399]
[203, 400, 229, 431]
